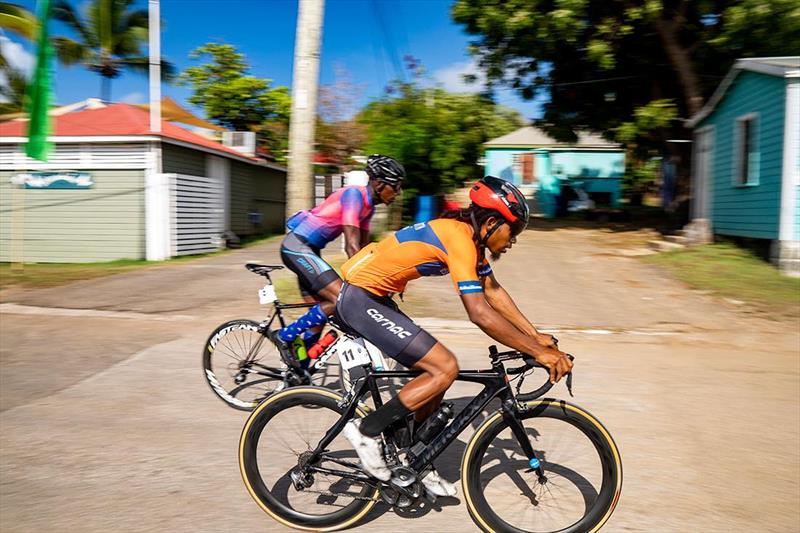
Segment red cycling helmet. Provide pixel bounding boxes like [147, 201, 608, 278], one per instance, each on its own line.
[469, 176, 530, 235]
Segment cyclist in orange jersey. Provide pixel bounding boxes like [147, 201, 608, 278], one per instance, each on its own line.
[336, 176, 573, 494]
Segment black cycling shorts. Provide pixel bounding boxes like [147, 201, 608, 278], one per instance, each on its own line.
[280, 232, 341, 298]
[334, 282, 438, 369]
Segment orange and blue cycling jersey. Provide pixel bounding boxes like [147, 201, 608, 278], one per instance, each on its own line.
[342, 218, 493, 297]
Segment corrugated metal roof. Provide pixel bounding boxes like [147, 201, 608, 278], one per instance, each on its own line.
[484, 126, 620, 148]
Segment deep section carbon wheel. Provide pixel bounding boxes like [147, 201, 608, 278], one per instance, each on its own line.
[462, 399, 622, 533]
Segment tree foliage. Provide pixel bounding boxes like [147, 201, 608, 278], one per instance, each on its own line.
[452, 0, 800, 141]
[52, 0, 175, 102]
[357, 81, 524, 194]
[178, 43, 291, 159]
[0, 2, 37, 44]
[315, 67, 366, 169]
[0, 62, 27, 113]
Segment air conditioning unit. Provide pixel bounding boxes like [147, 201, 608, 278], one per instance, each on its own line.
[222, 131, 256, 156]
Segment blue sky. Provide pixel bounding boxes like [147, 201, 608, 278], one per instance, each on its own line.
[2, 0, 545, 120]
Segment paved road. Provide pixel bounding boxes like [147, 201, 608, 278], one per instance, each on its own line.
[1, 228, 798, 532]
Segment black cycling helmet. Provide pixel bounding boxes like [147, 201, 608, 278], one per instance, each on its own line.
[365, 154, 405, 186]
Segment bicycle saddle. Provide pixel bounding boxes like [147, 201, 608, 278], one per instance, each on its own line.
[327, 314, 358, 337]
[245, 263, 285, 275]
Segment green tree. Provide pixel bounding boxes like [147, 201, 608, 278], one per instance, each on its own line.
[178, 43, 291, 160]
[452, 0, 800, 192]
[0, 3, 35, 101]
[0, 62, 27, 113]
[51, 0, 175, 102]
[357, 81, 524, 194]
[453, 0, 799, 126]
[0, 2, 36, 42]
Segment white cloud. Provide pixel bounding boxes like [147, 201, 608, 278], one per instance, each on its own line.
[0, 34, 35, 75]
[121, 91, 146, 104]
[432, 59, 487, 93]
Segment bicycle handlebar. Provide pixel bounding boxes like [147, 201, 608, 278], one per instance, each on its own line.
[490, 346, 574, 402]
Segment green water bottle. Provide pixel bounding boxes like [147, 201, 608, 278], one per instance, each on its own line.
[292, 337, 308, 362]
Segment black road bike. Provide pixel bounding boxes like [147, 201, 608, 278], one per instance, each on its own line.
[202, 263, 395, 410]
[239, 346, 622, 532]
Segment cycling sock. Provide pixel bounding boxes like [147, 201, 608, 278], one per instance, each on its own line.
[302, 330, 322, 346]
[359, 396, 412, 437]
[278, 304, 328, 342]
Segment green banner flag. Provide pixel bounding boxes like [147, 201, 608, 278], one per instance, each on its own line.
[24, 0, 53, 162]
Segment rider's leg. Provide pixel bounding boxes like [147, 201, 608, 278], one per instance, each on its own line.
[277, 278, 342, 343]
[359, 343, 457, 437]
[413, 392, 445, 423]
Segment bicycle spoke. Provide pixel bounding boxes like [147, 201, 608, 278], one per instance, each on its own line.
[204, 321, 284, 409]
[245, 395, 375, 520]
[476, 415, 607, 532]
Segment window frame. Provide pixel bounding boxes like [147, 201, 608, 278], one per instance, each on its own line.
[732, 112, 760, 187]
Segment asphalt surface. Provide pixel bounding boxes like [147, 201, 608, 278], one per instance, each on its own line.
[1, 227, 798, 532]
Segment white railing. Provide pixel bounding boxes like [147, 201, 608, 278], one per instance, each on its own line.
[0, 143, 153, 170]
[169, 173, 225, 256]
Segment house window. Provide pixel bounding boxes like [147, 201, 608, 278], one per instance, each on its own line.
[513, 153, 537, 184]
[735, 114, 759, 186]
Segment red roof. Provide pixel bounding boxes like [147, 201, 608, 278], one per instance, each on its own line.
[0, 103, 256, 160]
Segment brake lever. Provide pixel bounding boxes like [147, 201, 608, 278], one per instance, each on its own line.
[565, 354, 575, 397]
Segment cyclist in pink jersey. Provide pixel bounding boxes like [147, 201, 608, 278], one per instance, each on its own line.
[270, 155, 405, 366]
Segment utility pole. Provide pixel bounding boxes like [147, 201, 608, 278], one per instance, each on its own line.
[286, 0, 325, 218]
[148, 0, 161, 134]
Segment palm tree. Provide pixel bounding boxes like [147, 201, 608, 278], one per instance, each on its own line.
[52, 0, 174, 102]
[0, 62, 27, 114]
[0, 2, 36, 68]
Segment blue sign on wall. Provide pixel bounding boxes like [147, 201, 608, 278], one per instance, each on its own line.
[10, 172, 94, 189]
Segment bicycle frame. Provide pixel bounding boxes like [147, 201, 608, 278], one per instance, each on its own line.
[308, 358, 539, 479]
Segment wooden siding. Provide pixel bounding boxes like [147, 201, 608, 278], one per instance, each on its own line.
[0, 169, 145, 262]
[699, 71, 786, 239]
[161, 143, 206, 175]
[229, 161, 286, 236]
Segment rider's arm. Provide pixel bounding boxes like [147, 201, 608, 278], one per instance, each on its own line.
[482, 274, 555, 348]
[340, 188, 368, 258]
[461, 292, 572, 382]
[342, 225, 362, 258]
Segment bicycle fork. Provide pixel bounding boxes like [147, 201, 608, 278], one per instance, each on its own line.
[502, 399, 547, 483]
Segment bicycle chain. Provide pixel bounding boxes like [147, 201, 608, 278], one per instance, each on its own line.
[297, 486, 380, 502]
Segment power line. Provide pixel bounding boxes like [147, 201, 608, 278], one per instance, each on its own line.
[369, 0, 405, 83]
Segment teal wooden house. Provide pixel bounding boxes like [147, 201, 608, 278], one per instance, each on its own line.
[482, 127, 625, 217]
[686, 57, 800, 275]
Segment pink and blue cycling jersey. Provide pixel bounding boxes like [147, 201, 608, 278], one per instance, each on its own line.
[287, 186, 374, 249]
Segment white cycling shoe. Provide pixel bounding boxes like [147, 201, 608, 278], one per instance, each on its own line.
[343, 419, 391, 481]
[421, 468, 458, 497]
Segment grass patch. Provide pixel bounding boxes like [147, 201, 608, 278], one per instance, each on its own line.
[0, 234, 283, 290]
[643, 243, 800, 317]
[0, 260, 154, 289]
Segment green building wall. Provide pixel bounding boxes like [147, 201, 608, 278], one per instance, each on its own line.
[0, 169, 146, 262]
[697, 70, 786, 239]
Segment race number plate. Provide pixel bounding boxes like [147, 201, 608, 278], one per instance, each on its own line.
[336, 337, 373, 371]
[258, 284, 277, 305]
